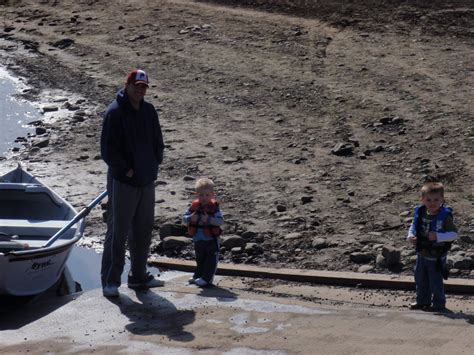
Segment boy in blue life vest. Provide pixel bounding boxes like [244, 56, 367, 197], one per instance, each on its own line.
[407, 182, 458, 311]
[183, 178, 224, 287]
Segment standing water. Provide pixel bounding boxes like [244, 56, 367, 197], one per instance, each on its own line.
[0, 67, 37, 156]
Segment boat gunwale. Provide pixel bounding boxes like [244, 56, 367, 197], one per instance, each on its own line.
[0, 166, 86, 260]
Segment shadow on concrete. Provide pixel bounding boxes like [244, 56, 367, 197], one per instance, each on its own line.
[434, 309, 474, 325]
[0, 270, 81, 330]
[105, 289, 196, 342]
[198, 284, 238, 302]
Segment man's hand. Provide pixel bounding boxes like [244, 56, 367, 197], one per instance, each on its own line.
[190, 213, 199, 223]
[126, 169, 134, 178]
[428, 231, 437, 242]
[407, 235, 417, 246]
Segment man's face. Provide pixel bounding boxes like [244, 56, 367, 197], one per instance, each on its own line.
[196, 188, 214, 205]
[126, 82, 148, 105]
[421, 192, 444, 214]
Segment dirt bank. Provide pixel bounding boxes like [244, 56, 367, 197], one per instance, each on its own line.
[0, 0, 473, 278]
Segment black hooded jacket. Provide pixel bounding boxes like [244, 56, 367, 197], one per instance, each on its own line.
[101, 89, 164, 186]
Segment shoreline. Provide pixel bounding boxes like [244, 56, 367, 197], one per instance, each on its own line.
[0, 0, 472, 280]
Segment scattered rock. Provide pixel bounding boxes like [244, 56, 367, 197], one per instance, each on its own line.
[276, 204, 287, 212]
[32, 138, 49, 148]
[50, 38, 74, 49]
[72, 114, 86, 122]
[311, 237, 328, 250]
[245, 243, 263, 255]
[64, 101, 80, 111]
[241, 231, 257, 240]
[284, 232, 303, 240]
[129, 34, 147, 42]
[358, 265, 374, 273]
[449, 268, 460, 276]
[231, 247, 243, 255]
[41, 106, 59, 113]
[35, 127, 47, 135]
[460, 235, 473, 244]
[331, 143, 353, 156]
[350, 252, 374, 264]
[376, 254, 386, 268]
[450, 253, 473, 270]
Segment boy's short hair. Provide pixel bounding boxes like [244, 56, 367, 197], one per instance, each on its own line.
[421, 181, 444, 196]
[195, 177, 215, 192]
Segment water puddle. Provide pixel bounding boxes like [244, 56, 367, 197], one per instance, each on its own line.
[67, 246, 162, 292]
[0, 67, 38, 156]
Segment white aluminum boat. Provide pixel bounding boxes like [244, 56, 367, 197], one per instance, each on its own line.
[0, 165, 106, 296]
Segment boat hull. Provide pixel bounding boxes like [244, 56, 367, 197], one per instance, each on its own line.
[0, 166, 85, 296]
[0, 244, 73, 296]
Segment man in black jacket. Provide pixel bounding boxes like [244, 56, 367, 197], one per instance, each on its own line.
[100, 69, 165, 297]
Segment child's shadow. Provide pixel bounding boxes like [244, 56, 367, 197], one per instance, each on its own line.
[432, 308, 474, 325]
[106, 290, 195, 342]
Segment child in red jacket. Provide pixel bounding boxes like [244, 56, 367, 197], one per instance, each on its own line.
[183, 178, 224, 287]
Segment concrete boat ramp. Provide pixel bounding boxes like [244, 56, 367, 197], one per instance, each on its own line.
[0, 271, 472, 354]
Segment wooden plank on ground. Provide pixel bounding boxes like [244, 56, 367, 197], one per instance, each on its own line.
[150, 258, 474, 294]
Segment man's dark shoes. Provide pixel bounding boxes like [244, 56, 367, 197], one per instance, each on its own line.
[128, 273, 164, 289]
[429, 305, 447, 312]
[409, 302, 430, 310]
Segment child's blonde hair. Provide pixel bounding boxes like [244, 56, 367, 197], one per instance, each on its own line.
[195, 177, 215, 192]
[421, 181, 444, 197]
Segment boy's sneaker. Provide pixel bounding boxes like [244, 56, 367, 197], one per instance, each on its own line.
[128, 273, 164, 289]
[103, 285, 119, 298]
[188, 278, 196, 284]
[409, 302, 429, 310]
[194, 278, 209, 287]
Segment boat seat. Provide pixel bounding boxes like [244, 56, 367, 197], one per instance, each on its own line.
[0, 219, 76, 239]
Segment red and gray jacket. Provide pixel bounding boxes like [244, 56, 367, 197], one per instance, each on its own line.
[183, 199, 223, 238]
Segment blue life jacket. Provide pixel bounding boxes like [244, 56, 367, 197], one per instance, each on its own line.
[412, 205, 452, 254]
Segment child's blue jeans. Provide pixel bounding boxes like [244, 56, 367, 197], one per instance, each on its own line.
[414, 253, 446, 308]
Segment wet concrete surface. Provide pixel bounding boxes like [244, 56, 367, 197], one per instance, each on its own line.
[0, 270, 472, 354]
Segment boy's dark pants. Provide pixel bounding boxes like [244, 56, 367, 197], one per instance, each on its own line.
[194, 239, 219, 284]
[414, 253, 446, 308]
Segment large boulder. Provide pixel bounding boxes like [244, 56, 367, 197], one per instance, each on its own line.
[160, 223, 187, 239]
[244, 242, 264, 255]
[162, 236, 192, 251]
[350, 252, 374, 264]
[221, 235, 246, 250]
[382, 245, 401, 266]
[449, 253, 473, 270]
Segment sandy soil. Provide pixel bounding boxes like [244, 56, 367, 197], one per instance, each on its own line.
[0, 0, 473, 277]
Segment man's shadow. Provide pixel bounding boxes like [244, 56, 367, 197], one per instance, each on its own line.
[432, 308, 474, 325]
[197, 284, 239, 302]
[105, 289, 195, 342]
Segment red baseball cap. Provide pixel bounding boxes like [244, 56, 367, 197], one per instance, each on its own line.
[126, 69, 149, 87]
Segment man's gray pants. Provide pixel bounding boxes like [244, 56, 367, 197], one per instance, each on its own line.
[101, 177, 155, 288]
